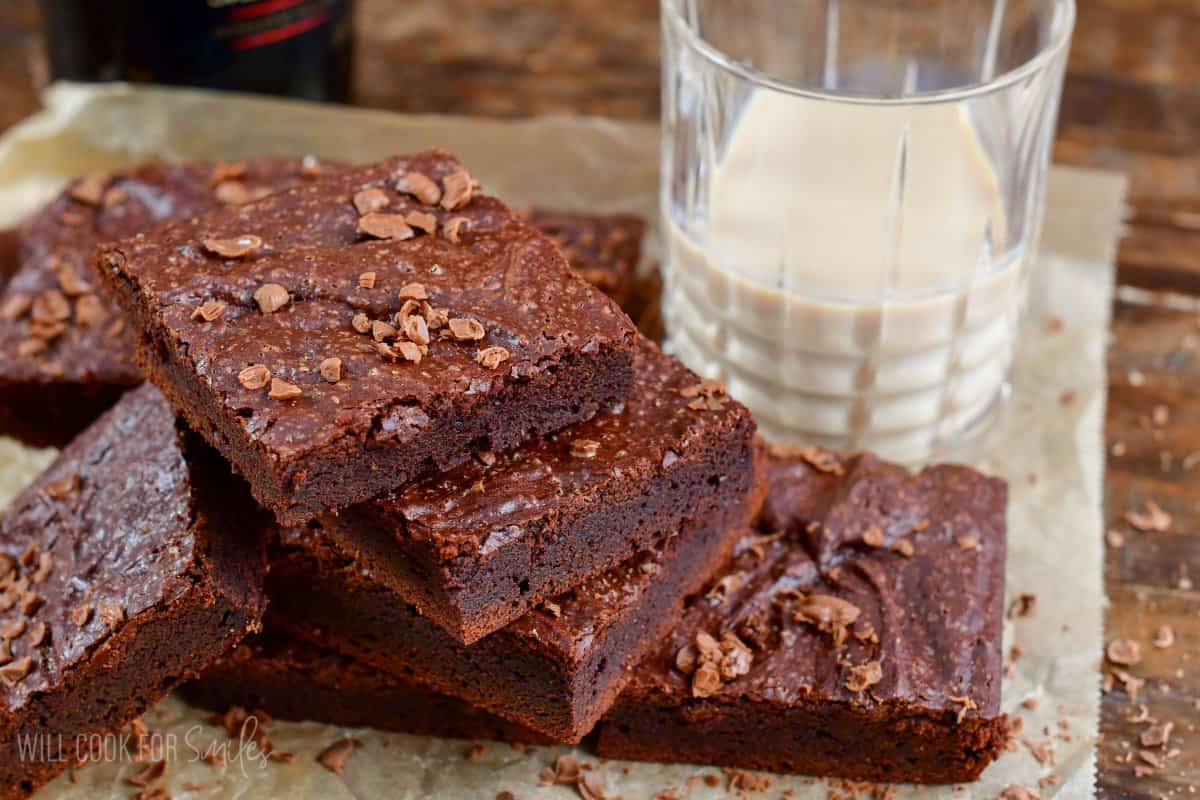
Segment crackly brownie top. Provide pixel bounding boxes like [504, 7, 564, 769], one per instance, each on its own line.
[0, 385, 205, 710]
[0, 157, 336, 385]
[521, 209, 645, 300]
[349, 338, 751, 565]
[99, 150, 637, 461]
[622, 446, 1008, 718]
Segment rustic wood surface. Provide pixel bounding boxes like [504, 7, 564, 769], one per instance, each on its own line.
[0, 1, 1196, 797]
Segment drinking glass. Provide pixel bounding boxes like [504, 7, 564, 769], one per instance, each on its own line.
[661, 0, 1075, 462]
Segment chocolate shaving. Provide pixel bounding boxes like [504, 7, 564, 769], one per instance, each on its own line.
[477, 346, 510, 369]
[353, 188, 390, 215]
[253, 283, 290, 314]
[403, 314, 431, 345]
[0, 656, 33, 687]
[395, 171, 441, 205]
[202, 235, 263, 259]
[448, 317, 486, 341]
[238, 364, 271, 391]
[443, 216, 470, 243]
[404, 210, 438, 234]
[440, 169, 473, 210]
[358, 213, 414, 240]
[269, 378, 302, 400]
[1105, 638, 1141, 666]
[844, 661, 883, 692]
[1125, 499, 1171, 532]
[358, 271, 377, 289]
[0, 293, 31, 321]
[570, 439, 601, 458]
[191, 300, 227, 322]
[398, 282, 430, 301]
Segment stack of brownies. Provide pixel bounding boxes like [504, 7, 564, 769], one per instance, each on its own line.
[0, 150, 1011, 798]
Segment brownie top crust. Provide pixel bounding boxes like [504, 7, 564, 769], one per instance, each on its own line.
[0, 157, 334, 387]
[0, 385, 231, 709]
[622, 445, 1008, 717]
[349, 338, 749, 564]
[97, 150, 638, 464]
[521, 209, 645, 304]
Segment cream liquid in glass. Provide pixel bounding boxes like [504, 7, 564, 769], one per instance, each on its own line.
[665, 90, 1026, 462]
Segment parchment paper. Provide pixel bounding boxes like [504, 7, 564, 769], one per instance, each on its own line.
[0, 83, 1125, 800]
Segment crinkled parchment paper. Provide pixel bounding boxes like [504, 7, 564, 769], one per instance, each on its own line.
[0, 84, 1125, 800]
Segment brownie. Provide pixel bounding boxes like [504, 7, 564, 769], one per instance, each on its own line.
[98, 150, 640, 526]
[266, 470, 761, 744]
[0, 385, 267, 799]
[595, 446, 1010, 784]
[0, 158, 336, 448]
[522, 209, 645, 308]
[312, 339, 757, 644]
[182, 629, 549, 745]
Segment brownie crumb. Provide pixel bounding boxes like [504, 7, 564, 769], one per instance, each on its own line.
[358, 271, 378, 289]
[570, 439, 601, 459]
[398, 282, 430, 301]
[1007, 593, 1037, 619]
[1106, 638, 1142, 666]
[317, 738, 361, 776]
[127, 759, 167, 787]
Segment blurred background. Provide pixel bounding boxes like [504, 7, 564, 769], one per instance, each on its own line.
[0, 0, 1194, 297]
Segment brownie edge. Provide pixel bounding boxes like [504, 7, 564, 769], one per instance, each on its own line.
[595, 446, 1010, 784]
[98, 150, 640, 525]
[0, 386, 267, 800]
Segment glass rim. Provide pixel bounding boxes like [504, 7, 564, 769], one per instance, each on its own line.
[663, 0, 1076, 106]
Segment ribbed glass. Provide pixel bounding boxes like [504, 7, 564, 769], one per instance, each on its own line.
[661, 0, 1074, 463]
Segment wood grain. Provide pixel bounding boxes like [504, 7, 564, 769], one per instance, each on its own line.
[0, 0, 1197, 797]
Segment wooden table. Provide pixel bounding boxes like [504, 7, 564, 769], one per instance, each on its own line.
[0, 2, 1196, 797]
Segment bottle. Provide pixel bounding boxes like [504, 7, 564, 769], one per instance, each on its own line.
[39, 0, 355, 103]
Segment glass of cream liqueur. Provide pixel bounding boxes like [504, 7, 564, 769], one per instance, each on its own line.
[661, 0, 1075, 463]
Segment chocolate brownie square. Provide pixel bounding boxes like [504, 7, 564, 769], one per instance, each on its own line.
[98, 150, 640, 525]
[312, 340, 757, 644]
[182, 629, 549, 745]
[595, 446, 1011, 784]
[0, 385, 266, 799]
[522, 209, 645, 308]
[266, 471, 761, 743]
[0, 158, 336, 448]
